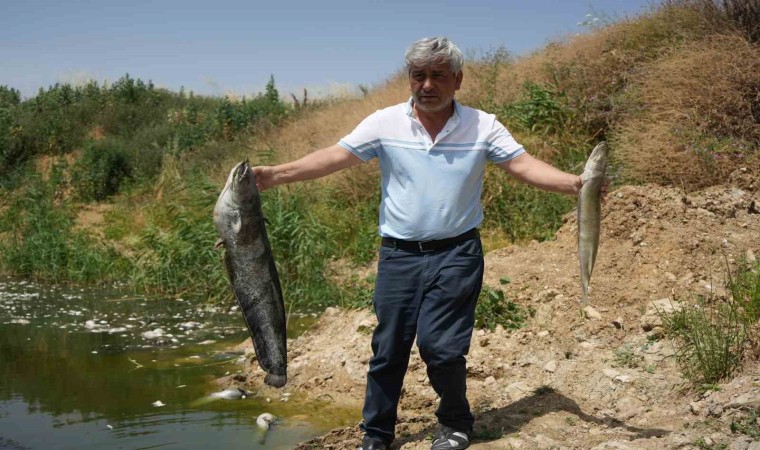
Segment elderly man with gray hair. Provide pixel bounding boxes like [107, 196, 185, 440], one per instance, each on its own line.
[252, 36, 586, 450]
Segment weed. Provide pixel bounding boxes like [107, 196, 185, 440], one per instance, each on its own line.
[475, 286, 526, 332]
[698, 383, 722, 394]
[728, 257, 760, 323]
[662, 294, 747, 386]
[730, 408, 760, 438]
[613, 345, 644, 368]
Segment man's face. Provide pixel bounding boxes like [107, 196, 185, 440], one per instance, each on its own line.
[409, 63, 463, 113]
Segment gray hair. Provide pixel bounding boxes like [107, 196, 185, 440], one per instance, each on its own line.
[404, 37, 464, 74]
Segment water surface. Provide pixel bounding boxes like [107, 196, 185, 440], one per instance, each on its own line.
[0, 279, 357, 449]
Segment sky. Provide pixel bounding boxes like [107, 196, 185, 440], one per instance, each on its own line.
[1, 0, 656, 99]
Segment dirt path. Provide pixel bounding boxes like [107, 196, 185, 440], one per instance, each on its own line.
[230, 172, 760, 449]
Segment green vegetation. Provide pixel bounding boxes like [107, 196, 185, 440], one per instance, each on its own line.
[0, 163, 128, 284]
[475, 281, 528, 332]
[730, 408, 760, 439]
[612, 344, 644, 369]
[663, 258, 760, 386]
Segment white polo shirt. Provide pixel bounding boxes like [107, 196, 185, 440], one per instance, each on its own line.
[338, 99, 525, 241]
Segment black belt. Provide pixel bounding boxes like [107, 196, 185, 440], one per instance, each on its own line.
[381, 228, 479, 253]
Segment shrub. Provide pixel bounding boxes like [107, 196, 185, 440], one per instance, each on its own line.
[475, 283, 527, 331]
[662, 294, 748, 385]
[71, 139, 132, 201]
[500, 81, 578, 137]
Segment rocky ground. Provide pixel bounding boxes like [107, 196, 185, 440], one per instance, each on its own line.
[227, 169, 760, 449]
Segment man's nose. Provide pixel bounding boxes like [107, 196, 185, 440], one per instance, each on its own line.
[422, 76, 434, 90]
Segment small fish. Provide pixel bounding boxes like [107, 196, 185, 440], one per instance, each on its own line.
[256, 412, 276, 430]
[214, 161, 287, 388]
[209, 388, 251, 400]
[578, 142, 608, 306]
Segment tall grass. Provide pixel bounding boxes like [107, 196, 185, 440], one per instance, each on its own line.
[263, 186, 343, 309]
[663, 258, 760, 386]
[663, 296, 747, 386]
[0, 164, 127, 283]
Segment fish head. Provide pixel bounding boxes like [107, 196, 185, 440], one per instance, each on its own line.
[582, 142, 609, 182]
[224, 160, 259, 205]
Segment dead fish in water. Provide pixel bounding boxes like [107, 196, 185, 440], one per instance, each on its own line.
[256, 412, 276, 430]
[190, 387, 252, 407]
[213, 160, 287, 388]
[210, 387, 251, 400]
[578, 142, 608, 306]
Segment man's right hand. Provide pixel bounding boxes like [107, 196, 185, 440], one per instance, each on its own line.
[251, 165, 277, 191]
[248, 145, 363, 192]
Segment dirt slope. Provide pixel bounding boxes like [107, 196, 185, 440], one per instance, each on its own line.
[232, 170, 760, 449]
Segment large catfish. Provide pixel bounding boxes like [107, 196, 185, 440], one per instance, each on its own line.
[213, 161, 287, 388]
[578, 142, 608, 306]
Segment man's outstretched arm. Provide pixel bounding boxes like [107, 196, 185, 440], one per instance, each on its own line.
[497, 153, 583, 196]
[251, 144, 363, 191]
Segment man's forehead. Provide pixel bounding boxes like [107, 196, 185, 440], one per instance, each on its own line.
[409, 62, 453, 73]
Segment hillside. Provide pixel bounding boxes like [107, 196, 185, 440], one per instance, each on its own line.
[226, 171, 760, 449]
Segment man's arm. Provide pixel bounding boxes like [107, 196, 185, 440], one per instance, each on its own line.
[251, 144, 363, 191]
[497, 153, 583, 196]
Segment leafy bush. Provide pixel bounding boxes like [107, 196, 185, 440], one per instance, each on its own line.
[71, 139, 132, 201]
[501, 82, 577, 137]
[475, 282, 527, 331]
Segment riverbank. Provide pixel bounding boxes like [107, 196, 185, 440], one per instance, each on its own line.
[228, 179, 760, 449]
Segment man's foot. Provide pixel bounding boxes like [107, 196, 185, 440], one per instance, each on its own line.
[357, 435, 388, 450]
[430, 424, 470, 449]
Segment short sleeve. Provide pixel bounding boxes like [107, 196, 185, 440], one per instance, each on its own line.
[338, 112, 382, 161]
[487, 118, 525, 163]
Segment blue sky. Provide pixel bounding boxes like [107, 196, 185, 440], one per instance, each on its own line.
[2, 0, 655, 99]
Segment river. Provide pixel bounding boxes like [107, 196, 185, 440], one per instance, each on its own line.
[0, 278, 358, 449]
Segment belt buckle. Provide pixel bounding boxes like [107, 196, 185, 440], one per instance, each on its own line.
[418, 240, 434, 253]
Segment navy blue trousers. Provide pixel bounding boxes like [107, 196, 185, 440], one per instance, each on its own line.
[361, 235, 484, 445]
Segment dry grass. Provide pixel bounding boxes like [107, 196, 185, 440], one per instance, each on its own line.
[614, 34, 760, 188]
[461, 3, 713, 130]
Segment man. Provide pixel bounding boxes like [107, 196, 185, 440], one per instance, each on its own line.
[253, 37, 589, 450]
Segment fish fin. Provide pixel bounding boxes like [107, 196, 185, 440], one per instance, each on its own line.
[264, 373, 287, 388]
[214, 238, 225, 249]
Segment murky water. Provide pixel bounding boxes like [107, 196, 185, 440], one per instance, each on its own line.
[0, 278, 358, 449]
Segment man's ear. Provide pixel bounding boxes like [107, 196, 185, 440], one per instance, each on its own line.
[455, 71, 463, 90]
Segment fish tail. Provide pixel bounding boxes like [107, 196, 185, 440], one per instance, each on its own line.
[264, 373, 287, 388]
